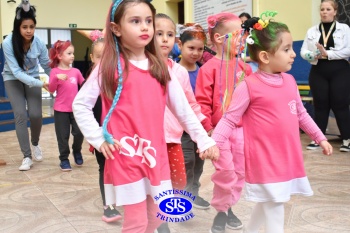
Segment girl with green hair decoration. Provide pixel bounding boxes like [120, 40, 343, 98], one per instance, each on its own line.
[212, 12, 333, 233]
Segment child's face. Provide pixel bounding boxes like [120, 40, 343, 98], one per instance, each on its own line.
[178, 38, 204, 65]
[240, 16, 249, 23]
[112, 3, 154, 55]
[59, 45, 75, 66]
[155, 18, 176, 58]
[216, 20, 243, 55]
[90, 42, 104, 64]
[266, 32, 296, 73]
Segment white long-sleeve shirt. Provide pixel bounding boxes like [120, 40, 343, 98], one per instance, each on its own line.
[72, 60, 215, 152]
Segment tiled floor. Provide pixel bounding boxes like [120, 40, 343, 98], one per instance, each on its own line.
[0, 118, 349, 233]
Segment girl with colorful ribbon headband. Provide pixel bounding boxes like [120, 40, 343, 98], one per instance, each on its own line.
[195, 12, 253, 232]
[209, 13, 250, 113]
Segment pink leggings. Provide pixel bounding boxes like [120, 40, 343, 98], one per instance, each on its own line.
[122, 196, 163, 233]
[211, 127, 245, 212]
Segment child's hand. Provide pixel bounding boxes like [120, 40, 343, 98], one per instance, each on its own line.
[42, 82, 49, 91]
[199, 145, 219, 161]
[99, 140, 122, 160]
[57, 74, 68, 80]
[207, 129, 214, 136]
[319, 140, 333, 156]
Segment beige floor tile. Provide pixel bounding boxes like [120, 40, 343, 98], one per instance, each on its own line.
[1, 121, 350, 233]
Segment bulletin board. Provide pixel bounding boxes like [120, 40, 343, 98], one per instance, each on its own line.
[192, 0, 253, 29]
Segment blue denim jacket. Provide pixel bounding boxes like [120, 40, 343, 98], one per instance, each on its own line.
[2, 33, 51, 87]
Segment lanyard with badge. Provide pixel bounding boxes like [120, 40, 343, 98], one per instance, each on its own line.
[321, 22, 335, 48]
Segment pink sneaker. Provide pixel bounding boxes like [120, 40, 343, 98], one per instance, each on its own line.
[102, 205, 122, 223]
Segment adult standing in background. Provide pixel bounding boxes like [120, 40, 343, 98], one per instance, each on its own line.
[301, 0, 350, 152]
[2, 1, 50, 171]
[239, 12, 258, 72]
[238, 12, 251, 23]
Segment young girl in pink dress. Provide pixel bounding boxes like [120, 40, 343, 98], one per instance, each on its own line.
[48, 40, 85, 172]
[155, 13, 209, 233]
[176, 22, 214, 210]
[212, 16, 333, 233]
[73, 1, 218, 232]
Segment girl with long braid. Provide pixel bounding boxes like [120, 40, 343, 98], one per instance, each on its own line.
[72, 1, 218, 232]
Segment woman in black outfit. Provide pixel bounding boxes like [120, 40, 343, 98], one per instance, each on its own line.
[301, 0, 350, 152]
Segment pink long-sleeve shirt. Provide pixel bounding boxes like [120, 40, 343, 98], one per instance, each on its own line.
[196, 56, 252, 132]
[164, 59, 206, 143]
[212, 70, 327, 147]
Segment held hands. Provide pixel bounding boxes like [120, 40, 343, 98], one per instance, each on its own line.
[319, 140, 333, 156]
[100, 139, 122, 160]
[199, 145, 219, 161]
[207, 128, 214, 137]
[42, 82, 49, 91]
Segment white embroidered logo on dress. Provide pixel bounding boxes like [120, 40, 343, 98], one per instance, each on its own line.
[119, 134, 157, 168]
[69, 77, 77, 84]
[288, 100, 297, 115]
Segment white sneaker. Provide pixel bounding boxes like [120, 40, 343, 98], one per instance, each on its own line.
[19, 158, 33, 171]
[32, 145, 43, 161]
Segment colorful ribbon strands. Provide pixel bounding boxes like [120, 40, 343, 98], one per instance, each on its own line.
[217, 24, 247, 114]
[218, 10, 278, 114]
[219, 30, 245, 113]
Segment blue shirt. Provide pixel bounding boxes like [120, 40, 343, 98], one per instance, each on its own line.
[188, 65, 199, 94]
[169, 43, 181, 63]
[2, 33, 51, 87]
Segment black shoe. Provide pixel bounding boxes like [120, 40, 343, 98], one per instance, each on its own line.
[227, 208, 243, 229]
[306, 141, 320, 150]
[340, 139, 350, 152]
[157, 222, 170, 233]
[192, 196, 210, 209]
[210, 212, 227, 233]
[73, 152, 84, 166]
[102, 205, 122, 223]
[59, 159, 72, 171]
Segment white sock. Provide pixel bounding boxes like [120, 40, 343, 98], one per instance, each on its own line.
[245, 202, 284, 233]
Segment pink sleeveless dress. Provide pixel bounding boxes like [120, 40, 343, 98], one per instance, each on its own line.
[243, 73, 313, 202]
[101, 63, 172, 206]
